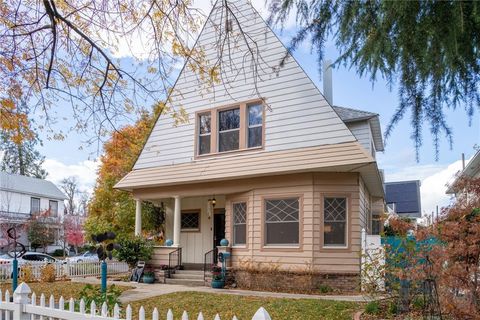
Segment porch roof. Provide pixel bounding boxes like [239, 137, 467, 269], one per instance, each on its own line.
[115, 142, 384, 197]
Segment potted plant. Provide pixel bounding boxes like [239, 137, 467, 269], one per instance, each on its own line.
[142, 269, 155, 284]
[211, 264, 224, 288]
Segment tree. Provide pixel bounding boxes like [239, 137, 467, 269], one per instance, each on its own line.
[60, 177, 80, 215]
[268, 0, 480, 158]
[0, 0, 204, 146]
[86, 105, 161, 239]
[27, 211, 57, 253]
[64, 215, 84, 254]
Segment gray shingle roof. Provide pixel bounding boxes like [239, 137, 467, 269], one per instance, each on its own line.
[333, 106, 378, 122]
[385, 180, 421, 218]
[0, 171, 66, 200]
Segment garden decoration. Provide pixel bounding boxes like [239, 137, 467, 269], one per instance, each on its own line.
[210, 264, 224, 288]
[91, 232, 120, 293]
[422, 255, 442, 319]
[6, 227, 27, 292]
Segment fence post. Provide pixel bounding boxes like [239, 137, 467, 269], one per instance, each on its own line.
[12, 282, 31, 320]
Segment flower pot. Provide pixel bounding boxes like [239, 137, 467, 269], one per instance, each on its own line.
[211, 279, 225, 289]
[143, 274, 155, 284]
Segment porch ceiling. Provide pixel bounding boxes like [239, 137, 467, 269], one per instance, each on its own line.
[115, 141, 382, 196]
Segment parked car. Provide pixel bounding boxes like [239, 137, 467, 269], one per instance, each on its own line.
[0, 252, 61, 265]
[65, 251, 99, 263]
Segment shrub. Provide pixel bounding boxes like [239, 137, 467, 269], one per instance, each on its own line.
[411, 296, 425, 310]
[19, 264, 34, 282]
[79, 284, 121, 310]
[40, 264, 56, 282]
[116, 236, 153, 268]
[318, 284, 333, 294]
[51, 249, 66, 257]
[364, 301, 380, 315]
[387, 301, 398, 315]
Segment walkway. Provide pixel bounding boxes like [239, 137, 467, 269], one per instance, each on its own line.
[71, 277, 374, 303]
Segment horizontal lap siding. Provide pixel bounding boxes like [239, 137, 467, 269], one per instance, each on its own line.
[225, 173, 362, 273]
[347, 121, 373, 155]
[133, 0, 356, 170]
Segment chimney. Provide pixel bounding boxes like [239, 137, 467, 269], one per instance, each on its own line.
[323, 59, 333, 105]
[462, 153, 465, 170]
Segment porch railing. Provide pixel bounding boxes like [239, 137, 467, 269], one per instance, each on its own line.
[203, 247, 218, 282]
[167, 247, 182, 278]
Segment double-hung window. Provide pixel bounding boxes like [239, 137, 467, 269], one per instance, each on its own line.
[323, 197, 348, 247]
[49, 200, 58, 217]
[30, 197, 40, 215]
[218, 107, 240, 152]
[232, 202, 247, 245]
[247, 104, 263, 148]
[198, 113, 211, 155]
[264, 198, 299, 246]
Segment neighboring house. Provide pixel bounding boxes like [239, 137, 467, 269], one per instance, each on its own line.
[385, 180, 422, 219]
[446, 150, 480, 196]
[115, 0, 386, 291]
[0, 171, 66, 252]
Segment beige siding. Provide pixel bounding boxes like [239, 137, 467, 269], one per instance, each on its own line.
[133, 0, 357, 170]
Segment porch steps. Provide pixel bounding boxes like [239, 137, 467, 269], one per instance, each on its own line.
[166, 270, 205, 287]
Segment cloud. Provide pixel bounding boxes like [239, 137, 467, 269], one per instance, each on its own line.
[43, 159, 99, 194]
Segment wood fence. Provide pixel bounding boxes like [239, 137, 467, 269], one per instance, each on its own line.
[0, 283, 272, 320]
[0, 261, 129, 280]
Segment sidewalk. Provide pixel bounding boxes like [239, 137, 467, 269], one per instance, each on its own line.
[71, 277, 374, 303]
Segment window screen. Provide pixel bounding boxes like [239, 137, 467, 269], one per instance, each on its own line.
[323, 197, 347, 247]
[265, 198, 299, 245]
[233, 202, 247, 245]
[218, 108, 240, 152]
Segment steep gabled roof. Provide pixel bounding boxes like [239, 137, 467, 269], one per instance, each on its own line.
[0, 171, 66, 200]
[334, 106, 384, 152]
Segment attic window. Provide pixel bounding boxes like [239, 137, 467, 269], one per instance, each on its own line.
[198, 112, 211, 155]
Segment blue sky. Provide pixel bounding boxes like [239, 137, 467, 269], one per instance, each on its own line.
[36, 0, 479, 218]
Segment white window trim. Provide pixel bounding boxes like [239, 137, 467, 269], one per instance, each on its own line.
[322, 197, 349, 249]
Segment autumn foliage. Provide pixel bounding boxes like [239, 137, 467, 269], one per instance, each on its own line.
[86, 105, 161, 238]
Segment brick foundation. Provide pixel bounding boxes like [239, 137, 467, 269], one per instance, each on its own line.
[232, 269, 360, 293]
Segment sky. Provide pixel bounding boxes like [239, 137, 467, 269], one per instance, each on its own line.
[36, 0, 479, 218]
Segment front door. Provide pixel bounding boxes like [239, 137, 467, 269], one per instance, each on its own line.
[213, 209, 226, 248]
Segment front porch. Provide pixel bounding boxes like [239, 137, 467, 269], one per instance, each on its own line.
[134, 195, 227, 268]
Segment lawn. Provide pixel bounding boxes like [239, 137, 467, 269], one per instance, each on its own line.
[0, 281, 132, 300]
[129, 291, 361, 320]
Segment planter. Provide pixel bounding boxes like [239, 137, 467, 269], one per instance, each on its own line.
[211, 279, 225, 289]
[142, 274, 155, 284]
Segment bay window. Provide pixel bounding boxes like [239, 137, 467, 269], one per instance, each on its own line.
[323, 197, 347, 247]
[264, 198, 299, 245]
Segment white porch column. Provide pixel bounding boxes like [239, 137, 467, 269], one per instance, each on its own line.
[173, 196, 182, 247]
[134, 199, 142, 236]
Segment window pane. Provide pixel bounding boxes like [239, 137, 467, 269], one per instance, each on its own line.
[266, 222, 299, 245]
[265, 198, 299, 245]
[248, 104, 262, 126]
[234, 224, 246, 245]
[49, 201, 58, 216]
[219, 108, 240, 131]
[248, 127, 262, 148]
[199, 135, 211, 155]
[31, 198, 40, 214]
[199, 113, 211, 134]
[219, 130, 239, 152]
[324, 222, 346, 246]
[323, 197, 347, 246]
[181, 212, 200, 230]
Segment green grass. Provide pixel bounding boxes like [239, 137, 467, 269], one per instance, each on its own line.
[0, 281, 132, 300]
[129, 292, 361, 320]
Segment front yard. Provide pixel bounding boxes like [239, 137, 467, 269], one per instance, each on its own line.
[129, 291, 361, 320]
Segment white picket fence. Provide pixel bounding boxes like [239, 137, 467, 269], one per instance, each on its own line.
[0, 261, 129, 280]
[0, 283, 272, 320]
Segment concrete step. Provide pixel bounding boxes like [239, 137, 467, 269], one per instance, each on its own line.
[175, 270, 204, 275]
[165, 278, 205, 287]
[171, 273, 204, 280]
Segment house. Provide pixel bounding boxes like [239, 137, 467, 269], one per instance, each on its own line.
[385, 180, 422, 219]
[446, 150, 480, 196]
[115, 0, 386, 291]
[0, 171, 66, 252]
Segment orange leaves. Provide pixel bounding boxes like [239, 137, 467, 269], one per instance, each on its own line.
[0, 98, 34, 144]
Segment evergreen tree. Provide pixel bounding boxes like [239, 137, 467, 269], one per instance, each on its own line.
[268, 0, 480, 159]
